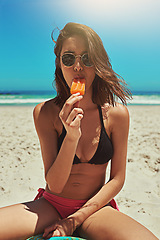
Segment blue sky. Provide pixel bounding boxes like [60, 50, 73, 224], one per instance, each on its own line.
[0, 0, 160, 92]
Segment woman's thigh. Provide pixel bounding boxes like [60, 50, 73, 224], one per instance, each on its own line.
[0, 197, 61, 240]
[79, 206, 158, 240]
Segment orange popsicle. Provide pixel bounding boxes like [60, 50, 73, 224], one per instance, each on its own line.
[70, 78, 85, 95]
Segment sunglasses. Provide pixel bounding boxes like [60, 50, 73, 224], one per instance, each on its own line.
[61, 53, 93, 67]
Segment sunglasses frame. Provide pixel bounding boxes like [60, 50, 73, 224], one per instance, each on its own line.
[60, 53, 93, 67]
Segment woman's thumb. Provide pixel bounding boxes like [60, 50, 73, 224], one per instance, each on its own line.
[53, 229, 61, 236]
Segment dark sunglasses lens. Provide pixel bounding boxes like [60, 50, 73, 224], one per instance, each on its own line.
[82, 54, 92, 66]
[62, 54, 75, 66]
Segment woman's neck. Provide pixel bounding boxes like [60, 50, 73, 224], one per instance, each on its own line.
[79, 89, 97, 111]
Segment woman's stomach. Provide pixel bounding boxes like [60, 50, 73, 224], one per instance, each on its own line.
[46, 162, 108, 200]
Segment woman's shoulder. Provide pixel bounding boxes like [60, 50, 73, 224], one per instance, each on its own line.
[33, 98, 61, 127]
[102, 102, 129, 127]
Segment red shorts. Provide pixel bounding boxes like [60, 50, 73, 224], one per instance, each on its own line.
[34, 188, 119, 219]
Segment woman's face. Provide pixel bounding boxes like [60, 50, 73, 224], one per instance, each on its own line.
[60, 35, 95, 95]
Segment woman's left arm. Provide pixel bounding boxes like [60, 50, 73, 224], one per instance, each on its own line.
[43, 104, 130, 237]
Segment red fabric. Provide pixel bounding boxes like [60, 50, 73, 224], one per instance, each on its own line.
[34, 188, 86, 218]
[110, 198, 119, 211]
[34, 188, 45, 200]
[34, 188, 119, 218]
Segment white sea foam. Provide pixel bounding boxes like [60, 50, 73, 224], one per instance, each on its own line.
[0, 93, 51, 105]
[0, 93, 160, 105]
[128, 95, 160, 105]
[0, 98, 49, 104]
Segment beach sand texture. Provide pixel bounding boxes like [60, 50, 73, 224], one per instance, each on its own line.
[0, 105, 160, 238]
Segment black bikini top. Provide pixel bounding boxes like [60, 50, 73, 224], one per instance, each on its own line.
[58, 105, 113, 165]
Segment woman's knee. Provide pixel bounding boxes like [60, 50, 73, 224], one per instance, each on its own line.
[79, 206, 158, 240]
[79, 206, 116, 239]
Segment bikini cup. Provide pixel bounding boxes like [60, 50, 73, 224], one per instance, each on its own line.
[58, 105, 113, 165]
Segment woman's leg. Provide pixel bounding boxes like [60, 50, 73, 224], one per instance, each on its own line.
[79, 206, 158, 240]
[0, 197, 61, 240]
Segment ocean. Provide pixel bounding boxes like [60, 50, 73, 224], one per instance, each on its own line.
[0, 90, 160, 106]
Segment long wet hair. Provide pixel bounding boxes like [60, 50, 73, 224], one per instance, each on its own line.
[52, 22, 132, 107]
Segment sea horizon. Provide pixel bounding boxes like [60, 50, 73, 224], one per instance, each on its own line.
[0, 90, 160, 106]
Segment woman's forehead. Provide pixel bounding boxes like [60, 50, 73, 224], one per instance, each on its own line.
[61, 35, 88, 54]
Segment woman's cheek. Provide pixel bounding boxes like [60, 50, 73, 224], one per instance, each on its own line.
[60, 65, 72, 87]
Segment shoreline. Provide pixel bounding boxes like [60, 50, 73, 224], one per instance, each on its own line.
[0, 105, 159, 238]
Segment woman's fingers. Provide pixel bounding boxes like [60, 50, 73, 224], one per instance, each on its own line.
[47, 228, 65, 238]
[59, 93, 83, 123]
[44, 232, 53, 239]
[66, 108, 84, 126]
[69, 114, 84, 127]
[43, 224, 56, 238]
[52, 229, 62, 237]
[43, 218, 74, 238]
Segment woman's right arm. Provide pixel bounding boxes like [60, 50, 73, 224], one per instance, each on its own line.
[33, 93, 83, 193]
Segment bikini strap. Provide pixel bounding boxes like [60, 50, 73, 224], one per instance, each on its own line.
[98, 105, 105, 128]
[34, 188, 45, 201]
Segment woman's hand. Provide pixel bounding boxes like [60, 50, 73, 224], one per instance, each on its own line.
[59, 93, 84, 141]
[43, 217, 75, 239]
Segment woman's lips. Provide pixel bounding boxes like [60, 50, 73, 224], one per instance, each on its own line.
[73, 75, 85, 79]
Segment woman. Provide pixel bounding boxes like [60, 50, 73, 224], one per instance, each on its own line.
[0, 22, 158, 240]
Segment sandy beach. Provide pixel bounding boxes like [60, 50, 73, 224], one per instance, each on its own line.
[0, 105, 160, 238]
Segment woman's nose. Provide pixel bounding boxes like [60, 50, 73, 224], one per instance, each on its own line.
[74, 58, 83, 71]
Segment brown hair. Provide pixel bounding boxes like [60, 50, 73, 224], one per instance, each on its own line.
[52, 22, 132, 107]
